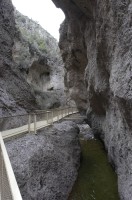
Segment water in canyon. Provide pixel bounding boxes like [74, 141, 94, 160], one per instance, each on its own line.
[69, 139, 119, 200]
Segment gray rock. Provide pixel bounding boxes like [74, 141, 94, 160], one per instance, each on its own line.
[0, 4, 70, 130]
[78, 124, 94, 140]
[0, 0, 39, 130]
[52, 0, 132, 199]
[13, 10, 68, 109]
[5, 121, 81, 200]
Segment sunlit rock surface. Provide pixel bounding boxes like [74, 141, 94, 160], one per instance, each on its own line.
[52, 0, 132, 199]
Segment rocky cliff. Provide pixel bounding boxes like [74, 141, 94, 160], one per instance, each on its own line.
[1, 0, 132, 199]
[0, 5, 68, 130]
[13, 10, 67, 109]
[0, 0, 39, 122]
[52, 0, 132, 199]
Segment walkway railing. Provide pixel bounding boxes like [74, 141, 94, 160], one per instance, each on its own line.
[0, 107, 78, 200]
[1, 107, 78, 139]
[0, 133, 22, 200]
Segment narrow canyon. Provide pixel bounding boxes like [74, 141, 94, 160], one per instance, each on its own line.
[0, 0, 132, 199]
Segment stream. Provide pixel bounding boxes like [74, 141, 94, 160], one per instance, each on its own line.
[68, 139, 120, 200]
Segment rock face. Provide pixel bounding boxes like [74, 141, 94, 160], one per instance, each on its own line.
[52, 0, 132, 199]
[0, 1, 39, 122]
[13, 10, 67, 109]
[0, 5, 68, 130]
[5, 121, 81, 200]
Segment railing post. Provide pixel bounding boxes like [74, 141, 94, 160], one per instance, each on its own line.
[65, 108, 66, 117]
[1, 152, 4, 200]
[28, 114, 31, 134]
[47, 112, 49, 124]
[51, 111, 53, 125]
[0, 156, 1, 199]
[34, 114, 37, 135]
[0, 149, 3, 199]
[69, 107, 71, 114]
[0, 133, 23, 200]
[57, 110, 59, 120]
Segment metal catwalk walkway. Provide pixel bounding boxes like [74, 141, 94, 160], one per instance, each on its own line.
[0, 107, 78, 200]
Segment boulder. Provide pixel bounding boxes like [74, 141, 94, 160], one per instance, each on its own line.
[5, 121, 81, 200]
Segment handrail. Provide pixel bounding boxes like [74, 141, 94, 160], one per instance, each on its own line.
[1, 107, 78, 139]
[34, 106, 77, 112]
[0, 107, 78, 200]
[0, 133, 22, 200]
[0, 107, 77, 120]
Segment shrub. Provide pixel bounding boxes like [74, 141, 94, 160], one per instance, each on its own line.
[19, 26, 47, 53]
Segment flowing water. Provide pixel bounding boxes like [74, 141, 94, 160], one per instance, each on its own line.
[69, 139, 120, 200]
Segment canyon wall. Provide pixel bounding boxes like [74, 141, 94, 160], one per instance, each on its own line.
[13, 10, 67, 109]
[0, 5, 68, 130]
[0, 0, 132, 198]
[52, 0, 132, 199]
[0, 0, 39, 121]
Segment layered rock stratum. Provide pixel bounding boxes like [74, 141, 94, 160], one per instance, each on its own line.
[52, 0, 132, 199]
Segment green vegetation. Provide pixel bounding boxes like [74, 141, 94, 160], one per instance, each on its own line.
[19, 27, 47, 53]
[15, 10, 58, 57]
[39, 41, 46, 53]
